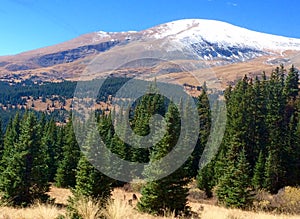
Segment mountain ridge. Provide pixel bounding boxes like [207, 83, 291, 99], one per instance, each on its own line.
[0, 19, 300, 84]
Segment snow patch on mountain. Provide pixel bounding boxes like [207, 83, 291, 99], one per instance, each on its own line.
[148, 19, 300, 52]
[91, 19, 300, 63]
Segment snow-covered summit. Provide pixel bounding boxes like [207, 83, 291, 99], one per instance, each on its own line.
[145, 19, 300, 52]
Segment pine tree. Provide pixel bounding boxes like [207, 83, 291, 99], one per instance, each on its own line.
[3, 113, 20, 153]
[252, 150, 265, 190]
[197, 162, 214, 198]
[244, 78, 261, 169]
[138, 102, 190, 215]
[282, 66, 299, 186]
[213, 77, 250, 181]
[109, 132, 128, 183]
[39, 113, 47, 135]
[131, 85, 165, 164]
[252, 76, 268, 158]
[0, 112, 49, 206]
[264, 149, 285, 193]
[284, 65, 299, 101]
[283, 112, 300, 186]
[0, 118, 4, 159]
[41, 119, 59, 182]
[0, 115, 19, 172]
[98, 112, 114, 150]
[189, 89, 211, 178]
[293, 107, 300, 183]
[69, 117, 113, 219]
[55, 118, 80, 188]
[264, 67, 287, 193]
[131, 98, 152, 163]
[74, 124, 112, 201]
[56, 126, 65, 165]
[216, 147, 253, 209]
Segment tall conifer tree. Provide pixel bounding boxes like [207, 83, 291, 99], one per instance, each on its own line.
[138, 102, 190, 215]
[55, 118, 80, 188]
[74, 121, 112, 201]
[0, 118, 3, 160]
[0, 112, 49, 206]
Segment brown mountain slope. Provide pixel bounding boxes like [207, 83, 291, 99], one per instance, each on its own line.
[1, 19, 300, 85]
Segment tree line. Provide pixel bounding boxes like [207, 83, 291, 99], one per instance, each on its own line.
[0, 77, 132, 107]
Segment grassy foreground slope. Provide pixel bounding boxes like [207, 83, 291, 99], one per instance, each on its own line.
[1, 187, 300, 219]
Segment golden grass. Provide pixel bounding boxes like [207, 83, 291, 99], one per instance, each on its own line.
[46, 185, 72, 205]
[1, 186, 300, 219]
[72, 196, 102, 219]
[100, 197, 177, 219]
[112, 187, 141, 204]
[0, 202, 65, 219]
[196, 203, 300, 219]
[1, 201, 299, 219]
[100, 198, 133, 219]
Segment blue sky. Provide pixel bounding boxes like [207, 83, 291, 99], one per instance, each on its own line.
[1, 0, 299, 56]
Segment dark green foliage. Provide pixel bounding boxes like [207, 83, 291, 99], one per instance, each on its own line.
[189, 89, 211, 178]
[0, 80, 76, 107]
[0, 118, 3, 159]
[55, 118, 81, 188]
[211, 77, 254, 205]
[98, 112, 114, 149]
[263, 66, 287, 193]
[282, 66, 300, 186]
[216, 148, 253, 209]
[208, 65, 300, 207]
[0, 71, 300, 211]
[291, 101, 300, 184]
[130, 90, 165, 164]
[0, 78, 139, 128]
[73, 122, 112, 201]
[284, 65, 299, 100]
[74, 155, 112, 200]
[138, 102, 190, 215]
[41, 119, 60, 182]
[264, 149, 285, 193]
[109, 132, 129, 185]
[252, 150, 265, 190]
[138, 171, 190, 215]
[0, 112, 49, 206]
[197, 162, 214, 198]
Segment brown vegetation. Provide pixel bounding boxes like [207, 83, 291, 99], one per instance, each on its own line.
[1, 186, 300, 219]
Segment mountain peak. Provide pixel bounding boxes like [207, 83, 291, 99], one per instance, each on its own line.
[144, 19, 300, 52]
[1, 19, 300, 83]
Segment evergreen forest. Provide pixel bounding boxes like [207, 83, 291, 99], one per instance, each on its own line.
[0, 65, 299, 216]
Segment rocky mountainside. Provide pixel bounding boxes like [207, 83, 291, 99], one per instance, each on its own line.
[1, 19, 300, 84]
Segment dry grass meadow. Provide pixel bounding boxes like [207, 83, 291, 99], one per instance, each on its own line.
[1, 186, 300, 219]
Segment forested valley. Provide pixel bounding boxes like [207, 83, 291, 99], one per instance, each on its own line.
[0, 65, 299, 218]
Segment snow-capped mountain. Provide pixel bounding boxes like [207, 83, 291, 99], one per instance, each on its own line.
[1, 19, 300, 82]
[140, 19, 300, 61]
[88, 19, 300, 62]
[146, 19, 300, 51]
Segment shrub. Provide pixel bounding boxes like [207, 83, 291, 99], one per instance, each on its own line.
[130, 179, 146, 193]
[274, 187, 300, 214]
[188, 188, 207, 201]
[67, 195, 101, 219]
[100, 198, 133, 219]
[253, 187, 300, 214]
